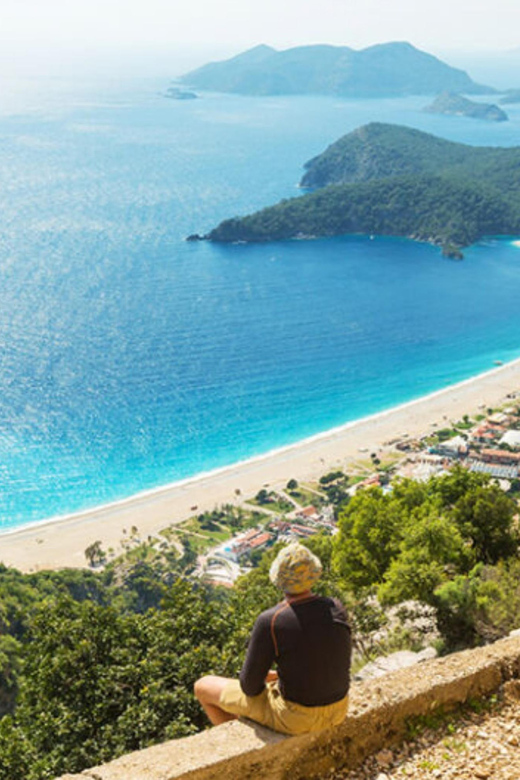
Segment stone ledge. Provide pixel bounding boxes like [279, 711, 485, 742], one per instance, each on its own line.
[57, 634, 520, 780]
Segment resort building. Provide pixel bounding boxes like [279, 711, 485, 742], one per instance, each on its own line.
[246, 531, 273, 552]
[488, 412, 512, 426]
[396, 453, 447, 482]
[469, 460, 519, 480]
[297, 505, 322, 523]
[470, 421, 507, 445]
[499, 430, 520, 450]
[430, 435, 468, 459]
[287, 523, 318, 539]
[215, 528, 274, 563]
[480, 449, 520, 467]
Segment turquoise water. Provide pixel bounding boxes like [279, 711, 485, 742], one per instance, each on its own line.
[0, 78, 520, 530]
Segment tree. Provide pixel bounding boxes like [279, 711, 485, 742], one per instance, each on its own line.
[178, 538, 197, 572]
[255, 489, 270, 505]
[378, 508, 469, 605]
[0, 635, 21, 717]
[333, 488, 403, 588]
[319, 470, 344, 485]
[84, 541, 106, 567]
[332, 469, 518, 602]
[435, 560, 520, 647]
[326, 483, 349, 508]
[0, 581, 239, 779]
[450, 483, 518, 564]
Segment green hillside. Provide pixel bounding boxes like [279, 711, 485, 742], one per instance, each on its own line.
[300, 123, 519, 188]
[206, 124, 520, 254]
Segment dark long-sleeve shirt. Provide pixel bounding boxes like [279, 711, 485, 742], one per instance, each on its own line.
[239, 594, 351, 707]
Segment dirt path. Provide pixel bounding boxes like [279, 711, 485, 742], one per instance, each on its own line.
[333, 683, 520, 780]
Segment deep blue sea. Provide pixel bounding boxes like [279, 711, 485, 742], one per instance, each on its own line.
[1, 76, 520, 530]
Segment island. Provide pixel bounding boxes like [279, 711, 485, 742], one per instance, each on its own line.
[500, 89, 520, 105]
[179, 42, 492, 98]
[200, 123, 520, 256]
[423, 92, 508, 122]
[164, 86, 198, 100]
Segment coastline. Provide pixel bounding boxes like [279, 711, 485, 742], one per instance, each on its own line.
[1, 357, 520, 573]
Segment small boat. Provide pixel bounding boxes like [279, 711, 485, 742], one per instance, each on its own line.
[494, 360, 503, 365]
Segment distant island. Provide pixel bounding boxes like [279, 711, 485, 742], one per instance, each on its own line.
[164, 86, 198, 100]
[179, 42, 492, 98]
[424, 92, 508, 122]
[198, 123, 520, 256]
[500, 89, 520, 105]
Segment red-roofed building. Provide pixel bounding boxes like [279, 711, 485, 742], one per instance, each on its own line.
[240, 528, 264, 542]
[471, 424, 506, 444]
[269, 520, 291, 533]
[230, 530, 274, 560]
[481, 449, 520, 465]
[297, 505, 322, 523]
[248, 532, 273, 550]
[289, 524, 318, 538]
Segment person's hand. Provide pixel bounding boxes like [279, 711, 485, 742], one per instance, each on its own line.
[265, 670, 278, 682]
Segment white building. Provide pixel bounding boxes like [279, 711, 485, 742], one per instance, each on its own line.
[499, 430, 520, 450]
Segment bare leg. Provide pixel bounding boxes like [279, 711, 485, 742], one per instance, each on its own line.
[194, 675, 238, 725]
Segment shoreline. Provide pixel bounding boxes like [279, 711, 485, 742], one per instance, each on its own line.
[1, 357, 520, 572]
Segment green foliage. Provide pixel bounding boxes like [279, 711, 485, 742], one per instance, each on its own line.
[324, 482, 350, 508]
[449, 481, 517, 563]
[379, 509, 469, 604]
[0, 635, 21, 717]
[84, 540, 106, 567]
[255, 488, 270, 504]
[0, 717, 34, 780]
[510, 478, 520, 494]
[0, 580, 241, 779]
[436, 427, 458, 441]
[251, 489, 292, 513]
[436, 559, 520, 646]
[319, 470, 344, 485]
[333, 467, 519, 608]
[333, 487, 404, 588]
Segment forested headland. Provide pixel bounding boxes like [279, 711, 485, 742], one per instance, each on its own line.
[206, 124, 520, 255]
[1, 467, 520, 779]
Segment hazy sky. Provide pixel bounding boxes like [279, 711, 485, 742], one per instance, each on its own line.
[2, 0, 520, 77]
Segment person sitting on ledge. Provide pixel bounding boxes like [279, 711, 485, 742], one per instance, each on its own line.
[194, 542, 352, 735]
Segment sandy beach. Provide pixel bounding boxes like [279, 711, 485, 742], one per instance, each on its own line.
[1, 358, 520, 573]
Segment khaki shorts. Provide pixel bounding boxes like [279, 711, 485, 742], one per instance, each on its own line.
[219, 679, 348, 735]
